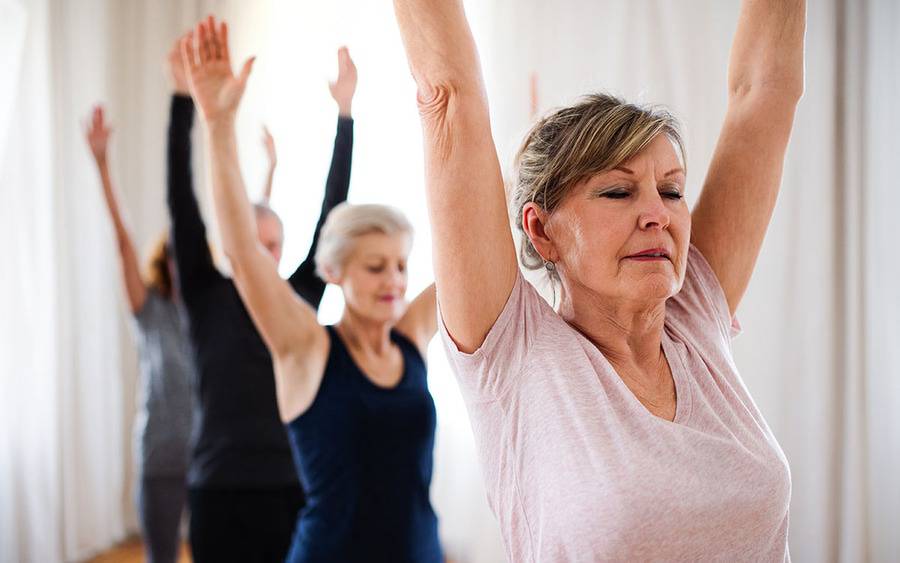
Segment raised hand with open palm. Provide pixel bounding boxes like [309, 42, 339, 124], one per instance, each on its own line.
[328, 46, 357, 117]
[180, 15, 255, 125]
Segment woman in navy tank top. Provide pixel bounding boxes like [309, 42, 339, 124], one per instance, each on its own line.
[179, 16, 442, 562]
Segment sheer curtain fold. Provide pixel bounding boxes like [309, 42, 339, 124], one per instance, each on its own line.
[0, 1, 208, 561]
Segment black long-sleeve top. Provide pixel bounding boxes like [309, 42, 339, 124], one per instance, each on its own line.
[166, 95, 353, 488]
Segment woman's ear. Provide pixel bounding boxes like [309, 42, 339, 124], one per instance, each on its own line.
[322, 264, 342, 285]
[522, 202, 557, 263]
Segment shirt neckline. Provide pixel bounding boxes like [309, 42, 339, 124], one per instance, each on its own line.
[564, 320, 694, 425]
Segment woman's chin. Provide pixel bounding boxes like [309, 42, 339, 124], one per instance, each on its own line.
[627, 274, 679, 301]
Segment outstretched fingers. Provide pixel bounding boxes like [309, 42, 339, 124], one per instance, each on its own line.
[206, 15, 222, 60]
[219, 21, 231, 64]
[238, 56, 256, 88]
[197, 19, 212, 63]
[92, 105, 103, 130]
[180, 31, 198, 75]
[338, 46, 355, 77]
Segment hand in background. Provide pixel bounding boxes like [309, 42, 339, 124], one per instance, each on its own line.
[262, 125, 276, 168]
[167, 33, 191, 95]
[328, 46, 357, 117]
[85, 105, 112, 164]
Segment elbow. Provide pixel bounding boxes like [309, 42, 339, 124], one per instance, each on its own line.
[221, 240, 260, 275]
[414, 77, 483, 160]
[415, 79, 456, 121]
[729, 70, 805, 106]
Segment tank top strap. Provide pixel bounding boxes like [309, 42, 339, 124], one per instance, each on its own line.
[390, 328, 426, 377]
[321, 325, 356, 387]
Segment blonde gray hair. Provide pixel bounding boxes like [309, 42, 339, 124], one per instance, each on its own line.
[315, 202, 414, 279]
[512, 93, 685, 277]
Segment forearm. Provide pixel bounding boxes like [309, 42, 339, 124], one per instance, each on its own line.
[93, 158, 146, 311]
[393, 0, 486, 97]
[393, 0, 518, 354]
[261, 164, 276, 203]
[166, 96, 201, 228]
[728, 0, 806, 100]
[96, 160, 130, 239]
[205, 119, 319, 358]
[205, 120, 260, 262]
[166, 95, 220, 298]
[321, 118, 353, 215]
[288, 117, 353, 304]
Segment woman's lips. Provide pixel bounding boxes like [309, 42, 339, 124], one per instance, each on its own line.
[624, 248, 670, 261]
[625, 255, 669, 261]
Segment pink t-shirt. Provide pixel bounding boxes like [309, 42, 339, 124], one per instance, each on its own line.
[439, 245, 791, 562]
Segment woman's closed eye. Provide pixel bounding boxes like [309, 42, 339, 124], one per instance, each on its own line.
[660, 187, 684, 200]
[591, 185, 683, 200]
[593, 187, 631, 199]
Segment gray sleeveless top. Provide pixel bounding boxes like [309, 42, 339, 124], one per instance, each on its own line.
[132, 290, 195, 477]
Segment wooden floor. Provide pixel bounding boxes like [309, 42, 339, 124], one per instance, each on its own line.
[86, 538, 192, 563]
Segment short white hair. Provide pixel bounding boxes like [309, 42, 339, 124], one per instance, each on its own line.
[314, 203, 414, 279]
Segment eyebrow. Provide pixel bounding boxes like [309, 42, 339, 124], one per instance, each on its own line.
[611, 165, 685, 178]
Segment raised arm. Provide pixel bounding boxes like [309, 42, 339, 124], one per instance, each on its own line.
[85, 105, 147, 313]
[395, 283, 437, 359]
[165, 35, 222, 303]
[690, 0, 806, 315]
[182, 16, 327, 414]
[393, 0, 518, 353]
[260, 125, 277, 203]
[288, 47, 356, 307]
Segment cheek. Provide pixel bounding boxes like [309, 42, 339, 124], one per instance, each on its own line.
[556, 209, 626, 267]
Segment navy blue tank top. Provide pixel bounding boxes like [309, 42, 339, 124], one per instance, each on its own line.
[284, 326, 443, 562]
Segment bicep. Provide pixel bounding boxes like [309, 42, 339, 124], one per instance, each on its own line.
[122, 268, 148, 314]
[394, 0, 518, 353]
[418, 85, 518, 354]
[690, 95, 799, 315]
[396, 284, 437, 356]
[114, 233, 147, 314]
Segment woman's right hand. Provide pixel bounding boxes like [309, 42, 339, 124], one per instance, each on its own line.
[180, 15, 255, 127]
[85, 105, 111, 164]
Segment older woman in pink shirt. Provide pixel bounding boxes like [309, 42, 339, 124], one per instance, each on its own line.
[393, 0, 805, 560]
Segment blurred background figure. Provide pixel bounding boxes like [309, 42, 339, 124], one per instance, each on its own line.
[85, 104, 194, 563]
[165, 33, 357, 563]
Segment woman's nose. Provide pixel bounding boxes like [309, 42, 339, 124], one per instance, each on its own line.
[637, 191, 671, 231]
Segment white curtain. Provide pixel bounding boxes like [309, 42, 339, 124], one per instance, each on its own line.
[0, 1, 209, 561]
[1, 1, 897, 562]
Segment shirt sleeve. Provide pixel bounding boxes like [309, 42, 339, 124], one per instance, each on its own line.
[437, 271, 546, 401]
[165, 95, 222, 305]
[667, 244, 742, 342]
[288, 116, 354, 309]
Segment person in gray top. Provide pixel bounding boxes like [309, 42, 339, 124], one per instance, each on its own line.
[85, 104, 194, 563]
